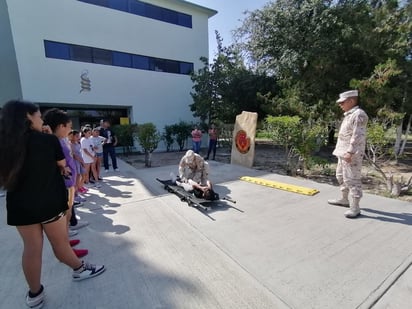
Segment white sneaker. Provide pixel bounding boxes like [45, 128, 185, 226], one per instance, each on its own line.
[105, 169, 109, 173]
[26, 285, 44, 308]
[73, 201, 83, 208]
[114, 168, 119, 172]
[72, 262, 106, 281]
[70, 220, 89, 230]
[93, 183, 101, 188]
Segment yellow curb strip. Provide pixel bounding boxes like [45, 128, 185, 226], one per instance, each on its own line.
[240, 176, 319, 196]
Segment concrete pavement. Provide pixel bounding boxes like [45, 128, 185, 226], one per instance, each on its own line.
[1, 158, 411, 308]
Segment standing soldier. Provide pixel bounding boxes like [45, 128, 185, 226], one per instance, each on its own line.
[328, 90, 368, 218]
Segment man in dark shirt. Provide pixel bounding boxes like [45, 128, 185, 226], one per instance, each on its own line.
[99, 119, 118, 172]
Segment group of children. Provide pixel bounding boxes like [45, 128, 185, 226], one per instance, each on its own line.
[43, 109, 113, 259]
[69, 127, 105, 195]
[0, 101, 107, 309]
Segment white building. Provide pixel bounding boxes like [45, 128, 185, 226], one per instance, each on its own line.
[0, 0, 216, 133]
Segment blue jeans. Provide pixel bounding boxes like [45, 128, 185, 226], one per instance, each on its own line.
[207, 139, 217, 159]
[192, 141, 201, 154]
[103, 145, 118, 170]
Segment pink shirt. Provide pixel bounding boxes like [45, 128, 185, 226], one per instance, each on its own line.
[208, 128, 218, 140]
[191, 129, 202, 142]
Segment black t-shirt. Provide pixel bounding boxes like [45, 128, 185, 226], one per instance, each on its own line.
[6, 131, 68, 226]
[99, 127, 115, 146]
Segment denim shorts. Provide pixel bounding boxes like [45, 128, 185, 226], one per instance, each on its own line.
[96, 152, 103, 158]
[75, 161, 85, 174]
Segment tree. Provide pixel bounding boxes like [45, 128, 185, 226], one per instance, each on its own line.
[162, 125, 175, 152]
[365, 115, 412, 196]
[235, 0, 357, 111]
[350, 59, 409, 157]
[172, 121, 192, 151]
[190, 31, 278, 125]
[190, 56, 218, 124]
[112, 124, 138, 156]
[136, 123, 161, 167]
[235, 0, 411, 127]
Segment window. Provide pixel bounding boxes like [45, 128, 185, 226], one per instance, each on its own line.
[44, 40, 194, 75]
[93, 48, 112, 65]
[133, 55, 149, 70]
[178, 13, 192, 28]
[165, 60, 180, 74]
[44, 41, 70, 60]
[108, 0, 128, 11]
[78, 0, 108, 7]
[71, 45, 92, 63]
[113, 51, 132, 67]
[180, 62, 194, 75]
[129, 1, 145, 15]
[151, 58, 165, 72]
[77, 0, 192, 28]
[145, 3, 162, 20]
[162, 9, 178, 24]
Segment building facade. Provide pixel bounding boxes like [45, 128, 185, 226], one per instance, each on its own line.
[0, 0, 216, 133]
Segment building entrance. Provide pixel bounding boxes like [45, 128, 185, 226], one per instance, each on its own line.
[39, 104, 130, 130]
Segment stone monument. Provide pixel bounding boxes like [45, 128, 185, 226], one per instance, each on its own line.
[230, 111, 258, 168]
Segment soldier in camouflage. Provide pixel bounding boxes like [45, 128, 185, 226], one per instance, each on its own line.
[328, 90, 368, 218]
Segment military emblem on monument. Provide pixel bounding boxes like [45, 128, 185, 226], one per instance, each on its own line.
[235, 130, 251, 154]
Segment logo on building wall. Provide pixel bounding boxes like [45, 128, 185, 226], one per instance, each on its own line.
[235, 130, 251, 154]
[80, 70, 91, 93]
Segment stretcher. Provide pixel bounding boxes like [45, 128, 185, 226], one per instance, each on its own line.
[156, 178, 238, 214]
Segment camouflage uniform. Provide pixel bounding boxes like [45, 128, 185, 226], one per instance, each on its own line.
[179, 150, 209, 185]
[333, 106, 368, 199]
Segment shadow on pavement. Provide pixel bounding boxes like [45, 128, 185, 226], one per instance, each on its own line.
[361, 208, 412, 226]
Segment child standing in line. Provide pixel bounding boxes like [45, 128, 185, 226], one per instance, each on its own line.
[42, 109, 90, 257]
[0, 100, 105, 309]
[81, 128, 101, 188]
[91, 128, 106, 181]
[69, 130, 88, 196]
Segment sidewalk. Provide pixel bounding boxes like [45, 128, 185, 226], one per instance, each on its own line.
[1, 159, 411, 308]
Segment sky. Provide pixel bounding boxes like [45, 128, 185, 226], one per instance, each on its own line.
[189, 0, 271, 60]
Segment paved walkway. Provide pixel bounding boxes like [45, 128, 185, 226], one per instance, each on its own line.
[1, 159, 411, 308]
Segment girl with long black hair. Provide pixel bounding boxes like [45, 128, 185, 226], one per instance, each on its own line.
[0, 100, 105, 308]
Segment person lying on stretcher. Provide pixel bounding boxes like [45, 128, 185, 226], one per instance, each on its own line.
[176, 178, 218, 200]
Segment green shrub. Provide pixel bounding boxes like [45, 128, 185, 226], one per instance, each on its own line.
[366, 121, 392, 163]
[137, 123, 161, 167]
[162, 125, 175, 152]
[264, 115, 328, 174]
[112, 124, 138, 156]
[217, 123, 234, 148]
[172, 121, 192, 151]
